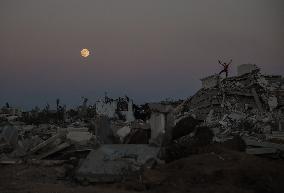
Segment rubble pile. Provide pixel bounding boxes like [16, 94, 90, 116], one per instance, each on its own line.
[0, 95, 162, 184]
[0, 63, 283, 190]
[76, 144, 159, 183]
[0, 124, 96, 163]
[176, 64, 284, 156]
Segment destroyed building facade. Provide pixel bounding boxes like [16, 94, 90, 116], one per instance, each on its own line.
[181, 64, 284, 137]
[95, 95, 135, 122]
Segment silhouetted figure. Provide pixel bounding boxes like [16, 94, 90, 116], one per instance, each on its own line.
[218, 59, 232, 78]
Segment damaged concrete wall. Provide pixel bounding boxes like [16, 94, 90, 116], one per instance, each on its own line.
[95, 99, 117, 118]
[94, 116, 115, 144]
[95, 97, 135, 122]
[237, 64, 259, 76]
[0, 125, 18, 148]
[120, 100, 135, 122]
[148, 103, 175, 145]
[200, 75, 219, 89]
[149, 112, 166, 144]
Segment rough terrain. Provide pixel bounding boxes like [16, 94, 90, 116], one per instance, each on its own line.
[1, 145, 284, 193]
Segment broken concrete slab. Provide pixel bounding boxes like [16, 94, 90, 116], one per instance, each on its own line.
[200, 74, 220, 89]
[21, 135, 43, 151]
[26, 159, 66, 166]
[266, 132, 284, 140]
[66, 127, 89, 132]
[246, 147, 278, 155]
[0, 160, 21, 165]
[251, 88, 264, 112]
[0, 125, 18, 148]
[30, 133, 62, 153]
[237, 64, 259, 76]
[243, 137, 284, 151]
[94, 116, 116, 144]
[149, 112, 166, 145]
[116, 126, 131, 141]
[6, 116, 18, 121]
[228, 112, 244, 121]
[36, 142, 70, 160]
[66, 131, 93, 144]
[76, 144, 159, 183]
[268, 96, 278, 111]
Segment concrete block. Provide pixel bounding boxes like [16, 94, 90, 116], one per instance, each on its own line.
[243, 137, 284, 151]
[149, 113, 166, 144]
[30, 133, 62, 153]
[200, 75, 219, 89]
[246, 148, 278, 155]
[76, 144, 159, 182]
[36, 142, 70, 159]
[95, 116, 115, 144]
[238, 64, 259, 76]
[0, 125, 18, 148]
[67, 131, 93, 144]
[116, 126, 131, 141]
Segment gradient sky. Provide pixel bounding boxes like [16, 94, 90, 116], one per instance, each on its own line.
[0, 0, 283, 109]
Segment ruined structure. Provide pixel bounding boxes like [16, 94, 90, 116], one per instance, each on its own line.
[148, 103, 175, 145]
[180, 64, 284, 137]
[0, 63, 283, 188]
[95, 96, 135, 122]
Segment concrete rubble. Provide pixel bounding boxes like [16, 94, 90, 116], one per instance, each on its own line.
[76, 144, 159, 183]
[0, 64, 283, 184]
[175, 64, 284, 156]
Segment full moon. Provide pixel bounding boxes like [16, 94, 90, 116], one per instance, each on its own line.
[81, 48, 90, 58]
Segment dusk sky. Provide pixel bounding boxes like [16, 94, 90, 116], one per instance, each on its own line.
[0, 0, 283, 109]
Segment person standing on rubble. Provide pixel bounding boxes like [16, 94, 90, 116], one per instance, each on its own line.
[218, 59, 232, 78]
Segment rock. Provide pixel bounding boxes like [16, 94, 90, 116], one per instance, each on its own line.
[67, 131, 93, 144]
[76, 144, 159, 183]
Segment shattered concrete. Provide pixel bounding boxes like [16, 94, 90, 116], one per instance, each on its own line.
[116, 126, 131, 142]
[173, 64, 284, 157]
[76, 144, 159, 182]
[0, 62, 283, 192]
[0, 124, 18, 148]
[148, 103, 175, 146]
[95, 95, 135, 122]
[66, 131, 93, 144]
[94, 116, 116, 144]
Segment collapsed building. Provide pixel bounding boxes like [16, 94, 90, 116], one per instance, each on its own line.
[95, 95, 135, 122]
[0, 63, 284, 184]
[174, 64, 284, 157]
[181, 64, 283, 128]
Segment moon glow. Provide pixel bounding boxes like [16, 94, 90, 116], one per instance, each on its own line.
[81, 48, 90, 58]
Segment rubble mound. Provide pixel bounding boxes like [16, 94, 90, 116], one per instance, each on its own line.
[222, 135, 247, 152]
[163, 126, 213, 162]
[172, 116, 199, 140]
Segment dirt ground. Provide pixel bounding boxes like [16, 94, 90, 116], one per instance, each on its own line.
[1, 146, 284, 193]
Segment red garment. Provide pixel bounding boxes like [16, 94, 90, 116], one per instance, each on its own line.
[224, 64, 229, 70]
